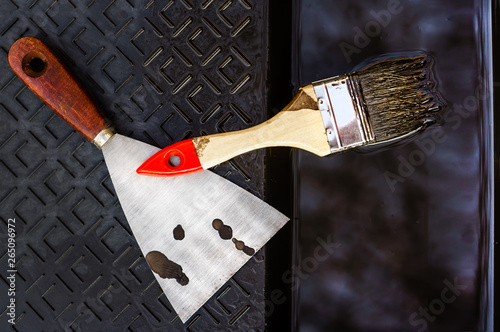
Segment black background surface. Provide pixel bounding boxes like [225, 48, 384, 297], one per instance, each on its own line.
[0, 1, 294, 331]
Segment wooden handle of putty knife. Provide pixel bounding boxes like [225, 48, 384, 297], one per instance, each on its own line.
[8, 37, 112, 148]
[137, 86, 332, 176]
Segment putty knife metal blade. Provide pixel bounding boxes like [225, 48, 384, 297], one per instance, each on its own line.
[8, 37, 289, 323]
[103, 134, 288, 322]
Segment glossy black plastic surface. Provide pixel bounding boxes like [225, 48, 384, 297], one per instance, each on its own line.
[294, 0, 493, 331]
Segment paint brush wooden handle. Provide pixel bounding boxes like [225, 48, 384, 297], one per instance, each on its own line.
[136, 86, 332, 176]
[8, 37, 113, 148]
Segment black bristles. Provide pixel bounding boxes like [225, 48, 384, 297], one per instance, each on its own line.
[358, 55, 441, 142]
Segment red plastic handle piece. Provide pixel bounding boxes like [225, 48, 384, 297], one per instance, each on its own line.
[137, 139, 204, 176]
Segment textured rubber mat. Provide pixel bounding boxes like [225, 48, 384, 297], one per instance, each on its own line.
[0, 1, 274, 330]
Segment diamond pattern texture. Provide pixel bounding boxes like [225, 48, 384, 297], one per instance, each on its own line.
[0, 0, 271, 330]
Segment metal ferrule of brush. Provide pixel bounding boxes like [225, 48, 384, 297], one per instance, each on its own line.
[313, 74, 375, 153]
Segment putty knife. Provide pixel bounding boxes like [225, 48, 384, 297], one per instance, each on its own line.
[8, 37, 289, 323]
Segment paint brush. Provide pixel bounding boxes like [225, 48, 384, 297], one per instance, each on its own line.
[137, 55, 441, 176]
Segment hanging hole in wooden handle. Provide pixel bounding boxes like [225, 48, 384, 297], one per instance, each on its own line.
[21, 51, 47, 77]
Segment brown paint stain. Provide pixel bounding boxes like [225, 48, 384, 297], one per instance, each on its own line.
[232, 238, 255, 257]
[193, 137, 211, 157]
[283, 85, 320, 112]
[173, 224, 185, 240]
[212, 218, 233, 240]
[243, 246, 256, 256]
[146, 251, 189, 286]
[212, 218, 255, 256]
